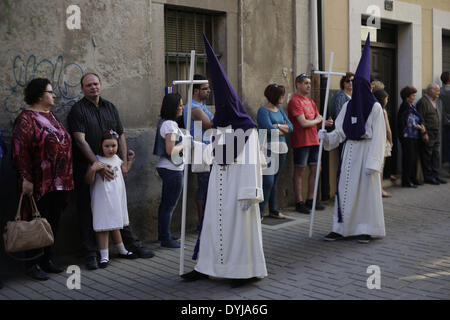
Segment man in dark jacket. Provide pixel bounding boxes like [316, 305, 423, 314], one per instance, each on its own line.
[416, 83, 446, 185]
[440, 71, 450, 173]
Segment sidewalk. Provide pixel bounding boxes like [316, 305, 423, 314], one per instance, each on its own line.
[1, 171, 450, 300]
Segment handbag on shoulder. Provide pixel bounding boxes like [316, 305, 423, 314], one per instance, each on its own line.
[3, 193, 54, 255]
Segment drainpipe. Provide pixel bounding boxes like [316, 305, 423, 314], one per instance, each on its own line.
[311, 0, 319, 71]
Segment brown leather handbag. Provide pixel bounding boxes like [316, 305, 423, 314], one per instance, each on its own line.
[3, 193, 54, 255]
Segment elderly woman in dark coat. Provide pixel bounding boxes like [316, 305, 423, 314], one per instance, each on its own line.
[397, 86, 427, 188]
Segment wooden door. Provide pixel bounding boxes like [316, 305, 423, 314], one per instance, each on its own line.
[370, 46, 397, 177]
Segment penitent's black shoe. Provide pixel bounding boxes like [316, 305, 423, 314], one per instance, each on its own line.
[324, 232, 344, 241]
[230, 277, 259, 288]
[357, 234, 372, 244]
[181, 270, 209, 282]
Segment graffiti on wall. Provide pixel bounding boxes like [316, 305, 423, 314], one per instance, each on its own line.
[3, 55, 84, 114]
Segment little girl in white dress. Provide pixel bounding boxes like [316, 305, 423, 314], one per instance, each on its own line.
[85, 130, 137, 268]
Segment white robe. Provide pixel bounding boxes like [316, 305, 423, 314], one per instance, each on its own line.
[194, 128, 268, 279]
[323, 101, 386, 237]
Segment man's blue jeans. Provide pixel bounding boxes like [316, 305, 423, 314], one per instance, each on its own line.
[157, 168, 184, 241]
[259, 153, 287, 217]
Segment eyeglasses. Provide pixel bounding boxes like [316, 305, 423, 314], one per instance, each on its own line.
[44, 90, 56, 95]
[345, 79, 354, 83]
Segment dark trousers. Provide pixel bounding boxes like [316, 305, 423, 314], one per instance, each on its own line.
[25, 191, 70, 268]
[444, 125, 450, 164]
[400, 138, 419, 185]
[419, 137, 441, 180]
[259, 153, 287, 216]
[74, 164, 142, 258]
[156, 168, 183, 241]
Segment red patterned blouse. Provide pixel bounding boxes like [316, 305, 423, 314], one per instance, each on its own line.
[12, 110, 74, 202]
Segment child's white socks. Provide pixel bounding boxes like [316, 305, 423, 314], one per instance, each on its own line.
[115, 242, 128, 255]
[100, 249, 109, 263]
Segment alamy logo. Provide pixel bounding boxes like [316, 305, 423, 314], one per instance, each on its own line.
[366, 265, 381, 289]
[66, 265, 81, 290]
[366, 5, 381, 29]
[66, 5, 81, 30]
[171, 124, 287, 175]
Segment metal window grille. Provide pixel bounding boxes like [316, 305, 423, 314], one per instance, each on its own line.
[165, 7, 221, 105]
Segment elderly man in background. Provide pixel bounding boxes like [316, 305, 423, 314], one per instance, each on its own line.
[416, 83, 447, 185]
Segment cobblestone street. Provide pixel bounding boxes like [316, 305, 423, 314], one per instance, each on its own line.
[1, 172, 450, 302]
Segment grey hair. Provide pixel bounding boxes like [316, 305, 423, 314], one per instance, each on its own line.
[426, 83, 439, 93]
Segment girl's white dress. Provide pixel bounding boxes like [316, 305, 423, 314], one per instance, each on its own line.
[90, 154, 129, 231]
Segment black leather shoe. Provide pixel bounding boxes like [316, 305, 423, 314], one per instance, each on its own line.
[411, 180, 423, 186]
[118, 252, 138, 259]
[402, 182, 417, 188]
[181, 270, 209, 282]
[99, 260, 109, 269]
[26, 264, 49, 281]
[424, 178, 440, 185]
[135, 247, 155, 259]
[86, 256, 98, 270]
[436, 177, 447, 184]
[230, 277, 259, 288]
[41, 259, 64, 274]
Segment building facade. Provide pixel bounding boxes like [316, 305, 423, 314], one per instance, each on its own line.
[0, 0, 312, 254]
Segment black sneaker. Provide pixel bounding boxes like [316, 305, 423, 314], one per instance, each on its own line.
[357, 234, 372, 243]
[295, 202, 310, 214]
[324, 232, 343, 241]
[26, 264, 49, 281]
[305, 199, 325, 210]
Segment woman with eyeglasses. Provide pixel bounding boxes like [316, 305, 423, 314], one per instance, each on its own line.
[332, 72, 354, 121]
[256, 84, 293, 219]
[12, 78, 74, 281]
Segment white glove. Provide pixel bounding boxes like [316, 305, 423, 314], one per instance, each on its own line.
[239, 200, 253, 211]
[181, 134, 193, 149]
[318, 129, 328, 141]
[365, 168, 377, 175]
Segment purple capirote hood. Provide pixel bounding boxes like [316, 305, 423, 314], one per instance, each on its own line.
[203, 33, 256, 132]
[342, 34, 378, 140]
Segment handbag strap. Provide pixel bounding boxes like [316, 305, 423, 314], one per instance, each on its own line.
[14, 194, 42, 221]
[30, 196, 42, 218]
[14, 193, 24, 221]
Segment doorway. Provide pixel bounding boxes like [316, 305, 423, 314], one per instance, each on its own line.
[366, 22, 398, 179]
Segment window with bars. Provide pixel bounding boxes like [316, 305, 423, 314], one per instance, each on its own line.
[165, 6, 224, 105]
